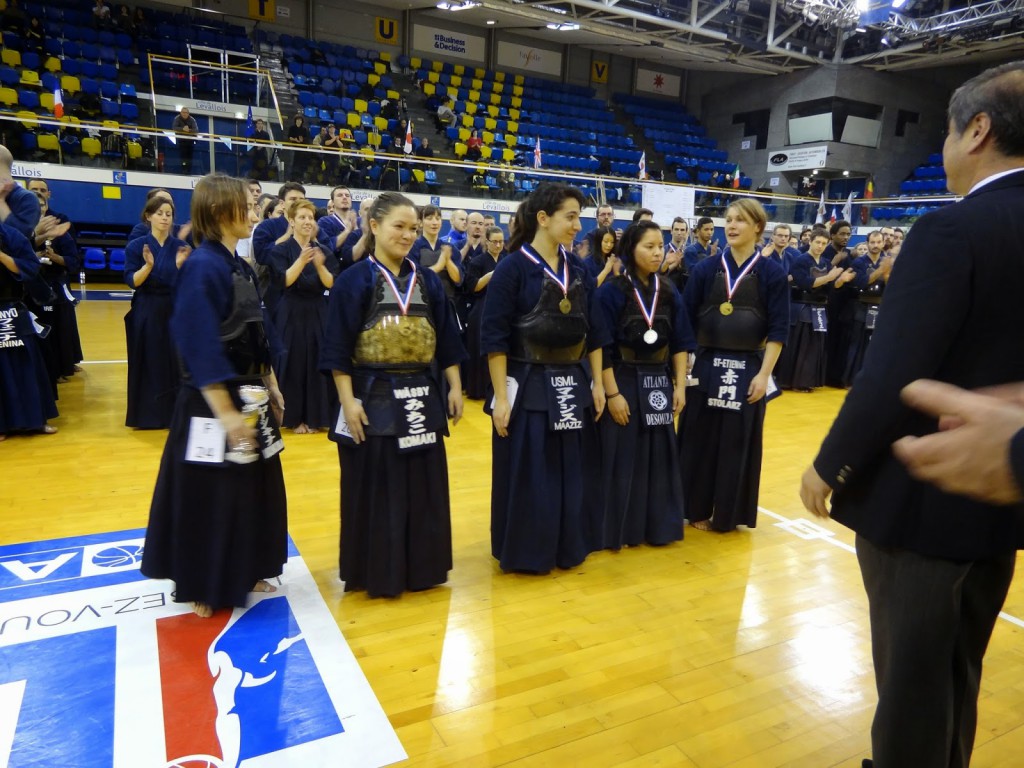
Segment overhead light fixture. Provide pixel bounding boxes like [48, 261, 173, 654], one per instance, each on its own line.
[891, 0, 908, 7]
[486, 18, 496, 24]
[546, 22, 579, 30]
[855, 26, 866, 32]
[842, 170, 850, 176]
[436, 1, 479, 10]
[855, 0, 869, 11]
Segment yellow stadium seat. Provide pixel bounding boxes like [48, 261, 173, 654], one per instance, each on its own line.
[386, 89, 400, 100]
[367, 132, 381, 148]
[374, 116, 387, 131]
[482, 130, 494, 144]
[494, 71, 505, 82]
[1, 49, 20, 67]
[60, 75, 81, 94]
[44, 57, 61, 73]
[427, 71, 439, 83]
[489, 93, 500, 106]
[367, 73, 380, 87]
[510, 97, 522, 109]
[453, 142, 466, 158]
[458, 127, 470, 142]
[502, 148, 515, 162]
[37, 133, 60, 153]
[461, 114, 473, 128]
[20, 70, 39, 87]
[410, 57, 421, 69]
[508, 110, 520, 123]
[468, 89, 480, 103]
[127, 140, 143, 160]
[471, 78, 482, 91]
[354, 98, 368, 113]
[82, 137, 102, 157]
[412, 169, 425, 183]
[16, 110, 36, 129]
[487, 105, 499, 118]
[40, 91, 54, 110]
[514, 74, 524, 85]
[453, 64, 465, 76]
[379, 52, 391, 63]
[422, 82, 435, 96]
[484, 117, 496, 131]
[0, 87, 17, 107]
[360, 146, 374, 159]
[506, 119, 519, 134]
[480, 145, 492, 160]
[492, 82, 503, 94]
[450, 75, 462, 88]
[347, 111, 360, 128]
[373, 61, 386, 75]
[473, 67, 485, 78]
[102, 119, 119, 130]
[431, 60, 443, 72]
[506, 134, 517, 148]
[512, 85, 524, 97]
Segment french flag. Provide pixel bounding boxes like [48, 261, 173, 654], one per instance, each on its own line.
[533, 136, 541, 169]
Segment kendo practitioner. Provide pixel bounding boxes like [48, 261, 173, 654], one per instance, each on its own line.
[27, 190, 82, 387]
[678, 199, 788, 532]
[596, 220, 694, 549]
[267, 198, 340, 433]
[141, 175, 288, 619]
[320, 191, 466, 598]
[843, 230, 893, 387]
[660, 216, 690, 293]
[316, 186, 368, 266]
[775, 228, 853, 391]
[0, 220, 59, 440]
[408, 203, 464, 330]
[822, 219, 856, 387]
[482, 182, 610, 573]
[124, 196, 190, 428]
[463, 225, 506, 400]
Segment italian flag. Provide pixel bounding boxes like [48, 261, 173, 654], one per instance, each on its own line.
[54, 88, 64, 118]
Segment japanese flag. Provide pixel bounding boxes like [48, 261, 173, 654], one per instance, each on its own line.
[404, 120, 413, 154]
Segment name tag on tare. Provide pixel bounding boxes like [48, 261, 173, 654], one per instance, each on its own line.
[488, 376, 519, 411]
[185, 417, 226, 463]
[334, 399, 362, 440]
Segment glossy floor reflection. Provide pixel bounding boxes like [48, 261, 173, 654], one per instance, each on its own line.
[2, 296, 1023, 767]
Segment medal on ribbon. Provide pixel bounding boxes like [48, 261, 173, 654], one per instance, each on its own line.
[631, 274, 661, 345]
[371, 257, 418, 315]
[521, 244, 572, 314]
[719, 252, 760, 316]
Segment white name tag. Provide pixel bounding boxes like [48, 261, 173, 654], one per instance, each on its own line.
[62, 284, 76, 302]
[766, 375, 778, 398]
[185, 417, 225, 463]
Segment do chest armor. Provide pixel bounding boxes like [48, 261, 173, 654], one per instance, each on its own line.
[354, 271, 437, 368]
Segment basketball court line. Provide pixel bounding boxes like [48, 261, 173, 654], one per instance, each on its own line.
[758, 506, 1024, 628]
[80, 359, 129, 365]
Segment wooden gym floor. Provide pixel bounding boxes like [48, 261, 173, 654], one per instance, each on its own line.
[3, 294, 1024, 767]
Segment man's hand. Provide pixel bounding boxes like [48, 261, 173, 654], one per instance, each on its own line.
[800, 465, 834, 518]
[892, 379, 1024, 505]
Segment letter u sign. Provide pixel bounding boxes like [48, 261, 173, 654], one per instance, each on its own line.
[375, 16, 399, 45]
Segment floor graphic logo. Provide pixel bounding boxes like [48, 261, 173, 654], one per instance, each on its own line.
[0, 530, 406, 768]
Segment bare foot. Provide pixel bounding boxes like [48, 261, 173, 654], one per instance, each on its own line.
[293, 424, 309, 434]
[252, 580, 277, 593]
[191, 602, 214, 618]
[0, 434, 7, 442]
[691, 519, 713, 531]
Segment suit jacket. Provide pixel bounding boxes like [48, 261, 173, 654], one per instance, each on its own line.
[814, 168, 1024, 560]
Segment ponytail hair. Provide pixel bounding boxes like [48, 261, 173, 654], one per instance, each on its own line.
[507, 182, 586, 253]
[363, 191, 416, 254]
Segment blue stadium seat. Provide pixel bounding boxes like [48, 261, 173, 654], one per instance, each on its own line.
[108, 248, 126, 271]
[83, 248, 106, 270]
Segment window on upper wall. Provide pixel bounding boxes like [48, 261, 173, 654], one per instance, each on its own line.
[787, 97, 884, 147]
[732, 108, 771, 150]
[895, 109, 919, 138]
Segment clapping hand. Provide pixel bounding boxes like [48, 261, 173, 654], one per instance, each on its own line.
[175, 245, 191, 268]
[142, 244, 155, 267]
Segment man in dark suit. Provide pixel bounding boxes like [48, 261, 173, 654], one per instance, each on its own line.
[800, 61, 1024, 768]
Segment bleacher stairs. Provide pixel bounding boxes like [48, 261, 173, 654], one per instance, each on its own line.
[609, 101, 663, 181]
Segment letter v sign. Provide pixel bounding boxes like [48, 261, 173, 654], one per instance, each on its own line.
[1, 552, 77, 581]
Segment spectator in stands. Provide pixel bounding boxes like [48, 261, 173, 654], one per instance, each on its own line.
[0, 146, 41, 240]
[287, 115, 310, 182]
[172, 108, 199, 175]
[415, 138, 434, 160]
[632, 208, 653, 223]
[437, 100, 457, 130]
[391, 119, 409, 152]
[1, 0, 24, 33]
[465, 130, 484, 162]
[92, 0, 112, 29]
[684, 216, 717, 273]
[321, 124, 345, 180]
[24, 15, 44, 54]
[131, 7, 149, 37]
[248, 119, 272, 182]
[114, 5, 131, 33]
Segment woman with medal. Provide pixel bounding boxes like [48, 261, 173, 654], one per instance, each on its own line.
[774, 227, 849, 391]
[482, 182, 609, 573]
[678, 198, 789, 532]
[463, 225, 506, 400]
[267, 199, 340, 434]
[320, 192, 466, 598]
[595, 221, 695, 549]
[124, 195, 191, 429]
[141, 175, 288, 618]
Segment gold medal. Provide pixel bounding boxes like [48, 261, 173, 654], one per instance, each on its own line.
[559, 297, 572, 314]
[719, 301, 734, 316]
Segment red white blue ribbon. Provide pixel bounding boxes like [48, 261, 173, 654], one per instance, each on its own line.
[722, 251, 760, 302]
[520, 243, 569, 297]
[631, 273, 660, 329]
[371, 257, 417, 315]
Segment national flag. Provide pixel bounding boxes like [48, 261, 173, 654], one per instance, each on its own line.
[638, 151, 646, 180]
[404, 120, 413, 154]
[861, 179, 873, 224]
[533, 136, 541, 169]
[815, 191, 826, 224]
[244, 105, 255, 138]
[53, 88, 63, 119]
[830, 206, 838, 224]
[842, 191, 854, 223]
[732, 163, 741, 189]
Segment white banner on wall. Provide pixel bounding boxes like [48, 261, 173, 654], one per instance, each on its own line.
[766, 145, 829, 172]
[642, 182, 696, 223]
[495, 41, 562, 77]
[412, 24, 486, 62]
[636, 67, 681, 98]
